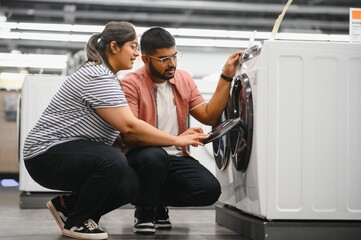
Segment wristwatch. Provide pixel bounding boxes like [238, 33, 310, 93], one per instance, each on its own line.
[220, 73, 233, 82]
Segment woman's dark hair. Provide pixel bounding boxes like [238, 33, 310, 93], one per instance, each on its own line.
[86, 21, 136, 65]
[140, 27, 175, 55]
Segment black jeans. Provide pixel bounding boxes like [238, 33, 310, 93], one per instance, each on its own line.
[25, 140, 140, 225]
[126, 147, 221, 209]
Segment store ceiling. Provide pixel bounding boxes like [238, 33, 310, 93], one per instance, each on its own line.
[0, 0, 360, 74]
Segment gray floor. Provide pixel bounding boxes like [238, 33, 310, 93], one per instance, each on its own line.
[0, 185, 248, 240]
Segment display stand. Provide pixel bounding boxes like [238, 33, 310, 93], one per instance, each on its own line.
[20, 191, 64, 209]
[216, 205, 361, 240]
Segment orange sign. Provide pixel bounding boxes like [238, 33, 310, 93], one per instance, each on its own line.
[350, 8, 361, 42]
[352, 10, 361, 20]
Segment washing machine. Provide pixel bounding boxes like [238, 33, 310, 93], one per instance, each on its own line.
[18, 74, 66, 195]
[214, 40, 361, 220]
[189, 78, 237, 207]
[210, 98, 237, 207]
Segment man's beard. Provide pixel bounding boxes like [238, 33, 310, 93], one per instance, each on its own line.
[149, 61, 176, 81]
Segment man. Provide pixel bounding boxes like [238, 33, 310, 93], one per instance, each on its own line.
[120, 27, 242, 234]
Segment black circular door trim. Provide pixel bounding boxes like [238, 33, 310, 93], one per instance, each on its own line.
[229, 73, 254, 172]
[211, 98, 232, 171]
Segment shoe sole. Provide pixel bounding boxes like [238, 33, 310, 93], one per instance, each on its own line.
[46, 200, 65, 231]
[133, 223, 155, 235]
[155, 224, 172, 229]
[133, 227, 155, 234]
[63, 229, 108, 239]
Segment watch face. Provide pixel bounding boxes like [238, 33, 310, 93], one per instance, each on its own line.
[203, 117, 241, 144]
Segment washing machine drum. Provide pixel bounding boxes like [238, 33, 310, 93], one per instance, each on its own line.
[230, 73, 254, 172]
[211, 99, 231, 171]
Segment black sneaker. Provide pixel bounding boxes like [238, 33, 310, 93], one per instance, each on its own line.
[46, 195, 69, 231]
[154, 206, 172, 229]
[133, 207, 155, 234]
[63, 219, 108, 239]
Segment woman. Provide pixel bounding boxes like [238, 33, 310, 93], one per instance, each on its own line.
[23, 21, 207, 240]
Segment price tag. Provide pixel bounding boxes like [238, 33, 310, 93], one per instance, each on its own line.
[350, 8, 361, 42]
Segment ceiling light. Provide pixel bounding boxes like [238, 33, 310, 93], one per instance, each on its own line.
[0, 52, 68, 69]
[176, 38, 255, 48]
[0, 21, 350, 46]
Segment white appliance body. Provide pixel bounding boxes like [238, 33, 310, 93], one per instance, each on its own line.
[18, 75, 66, 192]
[190, 79, 237, 207]
[229, 40, 361, 220]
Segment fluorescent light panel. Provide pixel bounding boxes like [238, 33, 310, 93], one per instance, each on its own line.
[0, 52, 67, 69]
[0, 21, 350, 70]
[0, 22, 103, 33]
[0, 21, 350, 45]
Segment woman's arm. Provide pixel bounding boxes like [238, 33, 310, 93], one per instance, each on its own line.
[96, 106, 208, 147]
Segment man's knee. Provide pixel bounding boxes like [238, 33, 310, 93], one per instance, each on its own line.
[195, 179, 221, 206]
[207, 180, 221, 204]
[130, 147, 170, 172]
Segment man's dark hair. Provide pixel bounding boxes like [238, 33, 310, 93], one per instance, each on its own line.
[140, 27, 176, 55]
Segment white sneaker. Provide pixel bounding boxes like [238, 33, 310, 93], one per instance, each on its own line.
[63, 219, 108, 239]
[133, 207, 155, 234]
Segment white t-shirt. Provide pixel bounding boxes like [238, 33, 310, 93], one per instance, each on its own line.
[156, 81, 183, 156]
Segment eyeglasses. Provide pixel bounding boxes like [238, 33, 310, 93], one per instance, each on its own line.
[148, 51, 181, 65]
[114, 41, 139, 52]
[125, 42, 139, 52]
[130, 43, 140, 52]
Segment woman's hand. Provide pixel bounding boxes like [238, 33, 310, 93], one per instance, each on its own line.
[174, 131, 209, 147]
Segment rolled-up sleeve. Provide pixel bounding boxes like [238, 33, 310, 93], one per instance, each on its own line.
[82, 74, 128, 108]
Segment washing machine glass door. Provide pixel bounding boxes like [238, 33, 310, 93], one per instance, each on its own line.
[230, 73, 254, 172]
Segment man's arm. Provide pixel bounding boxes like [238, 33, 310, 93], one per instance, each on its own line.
[190, 50, 242, 126]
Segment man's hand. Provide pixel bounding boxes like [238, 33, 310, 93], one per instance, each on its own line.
[222, 50, 243, 80]
[179, 127, 204, 136]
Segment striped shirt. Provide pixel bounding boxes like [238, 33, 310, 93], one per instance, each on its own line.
[23, 61, 128, 160]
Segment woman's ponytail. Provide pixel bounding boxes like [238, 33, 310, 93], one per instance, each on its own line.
[85, 33, 103, 64]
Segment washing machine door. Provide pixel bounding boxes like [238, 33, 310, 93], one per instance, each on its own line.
[211, 99, 231, 170]
[230, 73, 254, 172]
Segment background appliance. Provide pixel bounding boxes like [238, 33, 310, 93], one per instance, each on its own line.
[18, 74, 66, 207]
